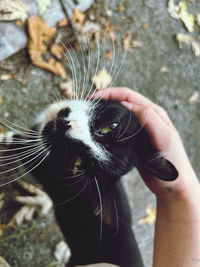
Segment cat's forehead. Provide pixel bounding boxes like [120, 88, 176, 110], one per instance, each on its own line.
[36, 99, 92, 130]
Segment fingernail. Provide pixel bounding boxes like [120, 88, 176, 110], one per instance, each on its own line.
[121, 101, 133, 110]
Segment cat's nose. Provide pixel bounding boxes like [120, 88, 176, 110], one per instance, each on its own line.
[56, 117, 71, 131]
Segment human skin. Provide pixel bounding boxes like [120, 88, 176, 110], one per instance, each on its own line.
[90, 87, 200, 267]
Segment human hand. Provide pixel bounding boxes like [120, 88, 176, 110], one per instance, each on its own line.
[90, 87, 200, 200]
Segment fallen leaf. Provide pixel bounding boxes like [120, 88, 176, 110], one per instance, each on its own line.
[122, 33, 132, 51]
[28, 16, 67, 78]
[0, 124, 4, 134]
[0, 256, 11, 267]
[168, 0, 180, 19]
[132, 40, 143, 48]
[50, 44, 65, 60]
[15, 180, 53, 216]
[188, 91, 199, 104]
[8, 180, 53, 227]
[104, 50, 113, 61]
[36, 0, 52, 15]
[160, 66, 169, 73]
[72, 9, 86, 26]
[191, 41, 200, 56]
[176, 33, 200, 56]
[118, 5, 125, 11]
[0, 0, 30, 22]
[0, 74, 18, 81]
[138, 204, 156, 225]
[0, 131, 14, 143]
[0, 96, 2, 104]
[16, 19, 25, 26]
[195, 13, 200, 30]
[59, 80, 75, 98]
[179, 1, 194, 32]
[92, 69, 112, 90]
[58, 18, 69, 27]
[104, 21, 116, 42]
[74, 21, 102, 43]
[9, 206, 35, 226]
[54, 241, 71, 265]
[142, 23, 148, 29]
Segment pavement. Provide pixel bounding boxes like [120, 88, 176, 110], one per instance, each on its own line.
[0, 0, 200, 266]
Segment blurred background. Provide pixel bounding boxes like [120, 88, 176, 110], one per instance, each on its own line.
[0, 0, 200, 266]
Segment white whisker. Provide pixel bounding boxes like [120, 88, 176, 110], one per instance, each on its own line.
[0, 148, 51, 187]
[0, 144, 50, 174]
[55, 178, 89, 206]
[94, 177, 103, 242]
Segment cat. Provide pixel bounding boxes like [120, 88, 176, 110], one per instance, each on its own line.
[6, 96, 178, 267]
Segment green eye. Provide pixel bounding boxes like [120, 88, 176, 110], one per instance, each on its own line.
[100, 122, 119, 134]
[72, 157, 82, 175]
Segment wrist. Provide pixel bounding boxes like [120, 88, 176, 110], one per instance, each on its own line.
[156, 176, 200, 223]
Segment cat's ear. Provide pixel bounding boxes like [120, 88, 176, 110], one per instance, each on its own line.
[139, 153, 178, 181]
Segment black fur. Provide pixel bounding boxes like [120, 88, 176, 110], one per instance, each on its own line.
[10, 99, 178, 267]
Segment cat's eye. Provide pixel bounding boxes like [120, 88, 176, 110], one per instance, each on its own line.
[99, 122, 119, 135]
[72, 157, 82, 175]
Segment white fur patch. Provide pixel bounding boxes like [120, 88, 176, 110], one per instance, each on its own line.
[36, 100, 110, 163]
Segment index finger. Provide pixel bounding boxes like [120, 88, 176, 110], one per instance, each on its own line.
[90, 87, 173, 127]
[91, 87, 154, 107]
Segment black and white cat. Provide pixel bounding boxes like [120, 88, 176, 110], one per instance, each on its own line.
[7, 96, 178, 267]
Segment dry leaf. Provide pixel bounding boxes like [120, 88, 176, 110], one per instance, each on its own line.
[118, 5, 125, 11]
[179, 1, 194, 32]
[160, 66, 169, 73]
[188, 91, 199, 104]
[50, 44, 65, 60]
[0, 124, 5, 135]
[105, 21, 116, 42]
[59, 80, 75, 98]
[0, 97, 2, 104]
[92, 69, 112, 90]
[104, 50, 113, 61]
[0, 0, 30, 22]
[8, 180, 53, 227]
[36, 0, 52, 15]
[16, 180, 53, 216]
[191, 41, 200, 56]
[176, 33, 193, 46]
[9, 206, 35, 226]
[123, 33, 132, 51]
[28, 16, 67, 78]
[132, 40, 143, 48]
[195, 13, 200, 32]
[168, 0, 180, 19]
[58, 18, 69, 27]
[176, 33, 200, 56]
[72, 9, 86, 25]
[0, 131, 14, 143]
[142, 23, 148, 29]
[54, 241, 71, 265]
[0, 74, 18, 81]
[138, 204, 156, 225]
[0, 256, 11, 267]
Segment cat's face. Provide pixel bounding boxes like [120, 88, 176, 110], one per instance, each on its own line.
[37, 98, 178, 184]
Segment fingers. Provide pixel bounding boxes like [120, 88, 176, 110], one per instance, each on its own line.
[91, 87, 173, 128]
[135, 107, 172, 150]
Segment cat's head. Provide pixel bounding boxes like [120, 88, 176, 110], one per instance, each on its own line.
[37, 99, 178, 184]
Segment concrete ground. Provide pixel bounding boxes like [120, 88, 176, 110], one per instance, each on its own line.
[0, 0, 200, 266]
